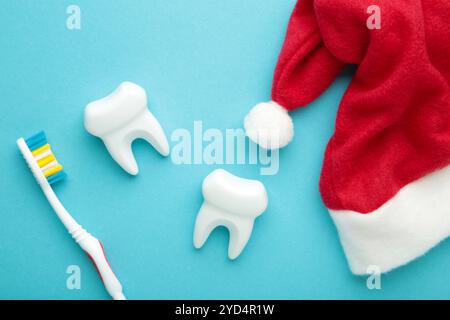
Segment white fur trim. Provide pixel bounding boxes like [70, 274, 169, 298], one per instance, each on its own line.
[244, 101, 294, 150]
[330, 165, 450, 275]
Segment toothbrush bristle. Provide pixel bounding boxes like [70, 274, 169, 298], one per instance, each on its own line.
[25, 131, 67, 185]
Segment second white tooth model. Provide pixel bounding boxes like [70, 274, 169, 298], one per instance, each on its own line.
[194, 169, 268, 260]
[84, 82, 170, 175]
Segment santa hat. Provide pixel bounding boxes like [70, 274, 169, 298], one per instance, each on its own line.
[245, 0, 450, 274]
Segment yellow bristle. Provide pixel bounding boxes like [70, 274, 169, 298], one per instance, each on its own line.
[44, 164, 63, 178]
[32, 144, 50, 156]
[37, 154, 56, 168]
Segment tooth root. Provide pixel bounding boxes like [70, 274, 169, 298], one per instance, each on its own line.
[103, 133, 139, 175]
[227, 219, 254, 260]
[193, 203, 220, 249]
[136, 110, 170, 157]
[84, 81, 170, 175]
[193, 169, 268, 260]
[193, 203, 255, 260]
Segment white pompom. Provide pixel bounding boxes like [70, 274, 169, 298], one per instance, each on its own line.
[244, 101, 294, 150]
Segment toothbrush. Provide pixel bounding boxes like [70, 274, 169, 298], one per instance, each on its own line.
[17, 131, 126, 300]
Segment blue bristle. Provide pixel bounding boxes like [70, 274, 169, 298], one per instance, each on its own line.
[26, 131, 47, 151]
[24, 131, 67, 185]
[47, 170, 67, 185]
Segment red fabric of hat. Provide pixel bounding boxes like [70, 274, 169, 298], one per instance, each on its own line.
[244, 0, 450, 274]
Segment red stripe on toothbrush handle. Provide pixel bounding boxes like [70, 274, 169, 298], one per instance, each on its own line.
[85, 251, 103, 281]
[84, 240, 117, 284]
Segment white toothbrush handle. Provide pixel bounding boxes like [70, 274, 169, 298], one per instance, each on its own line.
[17, 137, 125, 300]
[43, 186, 125, 300]
[77, 233, 126, 300]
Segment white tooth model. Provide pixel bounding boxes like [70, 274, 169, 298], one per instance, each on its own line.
[194, 169, 268, 260]
[84, 82, 170, 175]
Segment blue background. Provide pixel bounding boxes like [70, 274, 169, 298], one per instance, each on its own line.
[1, 0, 450, 300]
